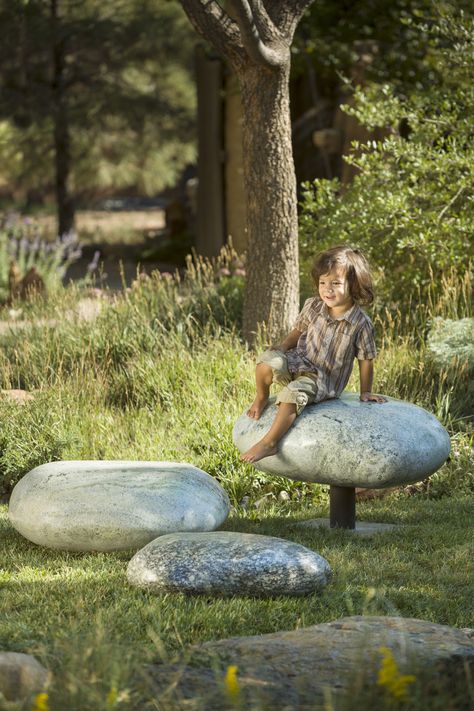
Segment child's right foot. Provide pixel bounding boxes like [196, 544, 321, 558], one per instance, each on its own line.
[246, 396, 269, 419]
[240, 439, 277, 463]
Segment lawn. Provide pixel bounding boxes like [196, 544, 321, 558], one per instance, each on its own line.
[0, 256, 472, 709]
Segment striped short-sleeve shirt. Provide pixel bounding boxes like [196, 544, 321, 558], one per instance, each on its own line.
[285, 297, 377, 400]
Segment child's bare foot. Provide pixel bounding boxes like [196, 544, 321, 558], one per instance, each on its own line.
[246, 396, 269, 420]
[240, 439, 277, 463]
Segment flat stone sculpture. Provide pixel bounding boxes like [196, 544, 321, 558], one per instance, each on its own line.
[233, 393, 450, 528]
[127, 531, 331, 596]
[8, 461, 230, 552]
[147, 616, 474, 709]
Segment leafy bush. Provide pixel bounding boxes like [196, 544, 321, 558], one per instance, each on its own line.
[299, 11, 474, 310]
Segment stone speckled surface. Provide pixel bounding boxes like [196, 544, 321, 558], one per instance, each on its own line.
[147, 616, 474, 709]
[233, 393, 450, 487]
[8, 461, 230, 552]
[127, 531, 331, 596]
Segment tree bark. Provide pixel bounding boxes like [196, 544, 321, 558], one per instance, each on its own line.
[51, 0, 75, 237]
[239, 62, 299, 342]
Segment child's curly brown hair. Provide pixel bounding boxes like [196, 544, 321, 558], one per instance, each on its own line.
[311, 245, 374, 305]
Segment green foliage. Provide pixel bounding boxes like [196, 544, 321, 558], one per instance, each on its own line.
[299, 10, 474, 309]
[0, 0, 196, 199]
[295, 0, 474, 107]
[0, 251, 472, 501]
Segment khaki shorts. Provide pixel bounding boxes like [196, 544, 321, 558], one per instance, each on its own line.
[256, 349, 320, 415]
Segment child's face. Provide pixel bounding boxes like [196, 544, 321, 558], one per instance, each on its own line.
[318, 267, 353, 312]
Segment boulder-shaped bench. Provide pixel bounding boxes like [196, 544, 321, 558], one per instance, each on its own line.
[8, 461, 230, 552]
[127, 531, 331, 596]
[233, 393, 450, 529]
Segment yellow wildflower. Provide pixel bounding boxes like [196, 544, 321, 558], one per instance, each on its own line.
[224, 665, 240, 701]
[107, 685, 118, 706]
[31, 692, 51, 711]
[377, 646, 416, 701]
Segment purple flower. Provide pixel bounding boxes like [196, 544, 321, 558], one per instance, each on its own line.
[31, 236, 42, 253]
[60, 230, 79, 247]
[4, 212, 19, 229]
[87, 250, 101, 273]
[68, 248, 83, 261]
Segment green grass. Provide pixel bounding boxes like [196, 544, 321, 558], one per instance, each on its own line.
[0, 256, 473, 709]
[1, 495, 473, 709]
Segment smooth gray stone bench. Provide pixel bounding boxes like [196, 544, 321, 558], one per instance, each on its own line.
[233, 393, 451, 529]
[8, 461, 230, 551]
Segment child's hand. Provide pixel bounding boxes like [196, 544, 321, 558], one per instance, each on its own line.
[360, 392, 387, 403]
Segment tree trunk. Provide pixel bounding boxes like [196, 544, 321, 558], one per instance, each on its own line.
[239, 63, 299, 344]
[51, 0, 75, 237]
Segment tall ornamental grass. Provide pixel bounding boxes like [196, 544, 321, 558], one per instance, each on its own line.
[0, 244, 471, 501]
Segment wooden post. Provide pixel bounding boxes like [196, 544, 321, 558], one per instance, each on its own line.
[224, 68, 247, 254]
[195, 47, 225, 257]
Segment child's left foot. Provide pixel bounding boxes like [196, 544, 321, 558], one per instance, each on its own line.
[240, 440, 277, 463]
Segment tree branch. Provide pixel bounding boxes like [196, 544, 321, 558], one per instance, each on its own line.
[228, 0, 289, 67]
[247, 0, 279, 41]
[179, 0, 245, 68]
[273, 0, 317, 41]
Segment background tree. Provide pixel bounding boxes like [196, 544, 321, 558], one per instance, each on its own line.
[0, 0, 196, 233]
[179, 0, 316, 344]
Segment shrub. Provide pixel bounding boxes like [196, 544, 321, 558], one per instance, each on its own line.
[299, 11, 474, 311]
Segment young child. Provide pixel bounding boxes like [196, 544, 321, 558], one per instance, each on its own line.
[241, 245, 386, 463]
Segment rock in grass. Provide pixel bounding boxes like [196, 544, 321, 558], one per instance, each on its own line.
[147, 616, 474, 709]
[0, 652, 49, 701]
[127, 531, 331, 596]
[233, 393, 450, 488]
[8, 461, 230, 552]
[427, 317, 474, 369]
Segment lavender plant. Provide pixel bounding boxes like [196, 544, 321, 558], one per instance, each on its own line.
[0, 213, 84, 300]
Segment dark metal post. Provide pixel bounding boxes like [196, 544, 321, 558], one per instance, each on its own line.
[329, 486, 356, 529]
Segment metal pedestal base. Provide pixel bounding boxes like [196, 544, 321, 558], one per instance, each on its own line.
[329, 485, 356, 529]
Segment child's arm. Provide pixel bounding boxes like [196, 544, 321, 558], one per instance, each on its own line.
[358, 359, 387, 403]
[272, 329, 301, 353]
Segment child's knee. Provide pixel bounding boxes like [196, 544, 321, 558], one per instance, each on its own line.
[276, 386, 309, 415]
[256, 349, 290, 384]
